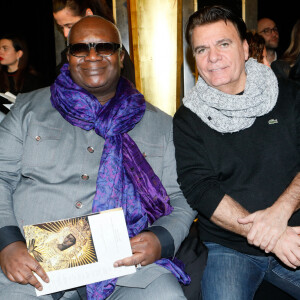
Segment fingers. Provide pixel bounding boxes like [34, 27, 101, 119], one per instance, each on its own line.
[30, 260, 49, 284]
[264, 239, 277, 253]
[279, 249, 300, 269]
[114, 238, 145, 268]
[247, 227, 261, 246]
[6, 272, 16, 283]
[7, 261, 46, 291]
[113, 253, 144, 267]
[114, 232, 161, 268]
[237, 213, 256, 224]
[278, 255, 297, 269]
[289, 248, 300, 268]
[272, 227, 300, 268]
[0, 241, 49, 290]
[12, 269, 43, 291]
[263, 231, 281, 253]
[242, 209, 287, 253]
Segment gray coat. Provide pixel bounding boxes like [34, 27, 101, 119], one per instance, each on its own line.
[0, 87, 196, 295]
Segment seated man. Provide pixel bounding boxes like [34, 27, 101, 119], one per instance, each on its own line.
[0, 16, 196, 300]
[174, 5, 300, 300]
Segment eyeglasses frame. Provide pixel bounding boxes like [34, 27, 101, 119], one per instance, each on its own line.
[68, 42, 122, 58]
[259, 27, 279, 36]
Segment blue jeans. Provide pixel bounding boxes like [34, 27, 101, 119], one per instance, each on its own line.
[202, 242, 300, 300]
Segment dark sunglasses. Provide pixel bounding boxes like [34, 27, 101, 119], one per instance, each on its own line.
[68, 42, 121, 57]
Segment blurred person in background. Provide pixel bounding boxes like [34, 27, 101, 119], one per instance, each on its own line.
[272, 19, 300, 81]
[0, 34, 44, 95]
[257, 18, 279, 66]
[245, 30, 270, 67]
[289, 54, 300, 83]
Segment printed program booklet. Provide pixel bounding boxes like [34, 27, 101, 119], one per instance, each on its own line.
[23, 208, 135, 296]
[0, 92, 16, 114]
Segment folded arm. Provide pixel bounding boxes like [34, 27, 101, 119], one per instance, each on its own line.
[173, 107, 300, 268]
[238, 172, 300, 253]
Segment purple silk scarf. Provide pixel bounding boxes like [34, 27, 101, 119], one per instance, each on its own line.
[50, 64, 190, 299]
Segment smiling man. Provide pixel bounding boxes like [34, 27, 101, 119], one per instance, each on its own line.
[52, 0, 135, 85]
[174, 5, 300, 300]
[67, 16, 124, 103]
[0, 16, 196, 300]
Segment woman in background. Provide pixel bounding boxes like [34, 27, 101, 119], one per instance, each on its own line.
[245, 30, 270, 67]
[271, 19, 300, 80]
[0, 34, 44, 95]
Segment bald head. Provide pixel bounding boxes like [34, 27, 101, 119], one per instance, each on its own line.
[68, 15, 122, 46]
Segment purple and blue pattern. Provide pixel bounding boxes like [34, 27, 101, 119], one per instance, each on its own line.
[50, 64, 190, 299]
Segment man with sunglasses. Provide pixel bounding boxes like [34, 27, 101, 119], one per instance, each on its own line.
[52, 0, 135, 85]
[257, 18, 280, 65]
[0, 16, 196, 299]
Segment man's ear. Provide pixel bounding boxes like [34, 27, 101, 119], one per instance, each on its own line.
[86, 8, 93, 16]
[119, 50, 125, 69]
[243, 39, 249, 61]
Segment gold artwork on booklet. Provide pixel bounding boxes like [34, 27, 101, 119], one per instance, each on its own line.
[24, 216, 97, 272]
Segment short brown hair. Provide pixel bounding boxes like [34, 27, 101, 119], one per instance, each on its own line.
[185, 5, 247, 49]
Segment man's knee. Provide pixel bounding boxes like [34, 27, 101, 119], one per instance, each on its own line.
[0, 286, 50, 300]
[149, 273, 186, 300]
[201, 243, 264, 300]
[111, 273, 186, 300]
[0, 277, 51, 300]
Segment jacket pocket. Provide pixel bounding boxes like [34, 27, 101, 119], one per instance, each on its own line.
[135, 140, 164, 179]
[22, 123, 62, 167]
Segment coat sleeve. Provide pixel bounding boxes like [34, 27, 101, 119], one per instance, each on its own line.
[173, 106, 225, 219]
[148, 121, 197, 255]
[0, 95, 27, 250]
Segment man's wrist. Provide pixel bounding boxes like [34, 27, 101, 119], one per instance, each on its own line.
[0, 226, 26, 252]
[143, 226, 174, 258]
[279, 172, 300, 214]
[274, 195, 296, 220]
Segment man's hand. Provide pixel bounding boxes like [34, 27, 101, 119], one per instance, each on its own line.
[272, 226, 300, 269]
[0, 241, 49, 291]
[113, 232, 161, 267]
[238, 205, 289, 253]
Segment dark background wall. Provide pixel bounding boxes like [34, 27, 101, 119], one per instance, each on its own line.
[257, 0, 298, 57]
[198, 0, 299, 57]
[0, 0, 114, 86]
[0, 0, 56, 86]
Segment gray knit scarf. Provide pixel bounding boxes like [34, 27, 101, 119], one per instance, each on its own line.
[183, 58, 279, 133]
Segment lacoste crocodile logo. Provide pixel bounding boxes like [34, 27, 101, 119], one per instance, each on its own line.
[268, 119, 278, 125]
